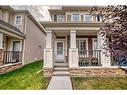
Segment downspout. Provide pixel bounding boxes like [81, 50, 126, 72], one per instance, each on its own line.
[22, 13, 29, 65]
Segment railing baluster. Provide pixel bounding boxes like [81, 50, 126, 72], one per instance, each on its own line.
[3, 51, 22, 64]
[79, 50, 101, 67]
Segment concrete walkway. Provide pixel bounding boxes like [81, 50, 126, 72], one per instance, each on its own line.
[47, 76, 72, 90]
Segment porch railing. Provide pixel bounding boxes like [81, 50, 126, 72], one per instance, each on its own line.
[3, 51, 22, 64]
[79, 50, 101, 67]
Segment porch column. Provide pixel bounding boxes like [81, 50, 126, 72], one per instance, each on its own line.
[0, 33, 4, 65]
[69, 30, 78, 68]
[98, 30, 111, 67]
[44, 30, 53, 69]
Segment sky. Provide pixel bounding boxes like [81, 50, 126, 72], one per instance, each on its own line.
[11, 5, 52, 21]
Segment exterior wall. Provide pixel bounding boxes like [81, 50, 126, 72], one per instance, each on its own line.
[69, 68, 127, 77]
[0, 63, 22, 74]
[9, 12, 26, 32]
[0, 49, 3, 65]
[23, 17, 45, 64]
[0, 9, 9, 22]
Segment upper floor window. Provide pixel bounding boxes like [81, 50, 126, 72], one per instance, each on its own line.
[72, 14, 80, 21]
[96, 15, 101, 22]
[84, 14, 92, 22]
[15, 15, 22, 25]
[57, 15, 64, 21]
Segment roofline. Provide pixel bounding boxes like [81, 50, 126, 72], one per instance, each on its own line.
[4, 7, 47, 35]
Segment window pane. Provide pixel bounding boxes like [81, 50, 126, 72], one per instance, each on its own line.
[93, 39, 98, 50]
[57, 15, 64, 21]
[72, 14, 80, 21]
[57, 42, 63, 54]
[15, 16, 22, 25]
[13, 41, 20, 51]
[85, 14, 92, 21]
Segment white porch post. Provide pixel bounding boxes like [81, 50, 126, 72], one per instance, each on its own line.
[0, 33, 4, 65]
[69, 30, 78, 68]
[44, 30, 53, 69]
[97, 30, 111, 67]
[0, 33, 3, 49]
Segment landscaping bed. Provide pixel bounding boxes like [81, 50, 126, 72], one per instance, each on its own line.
[0, 60, 49, 90]
[72, 77, 127, 89]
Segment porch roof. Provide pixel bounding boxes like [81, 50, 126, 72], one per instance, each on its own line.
[40, 21, 104, 28]
[0, 19, 25, 39]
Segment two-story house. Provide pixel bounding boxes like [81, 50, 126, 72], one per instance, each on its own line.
[41, 6, 126, 77]
[0, 6, 46, 73]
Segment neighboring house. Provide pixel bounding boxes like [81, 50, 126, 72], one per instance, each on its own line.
[41, 6, 126, 77]
[0, 6, 46, 73]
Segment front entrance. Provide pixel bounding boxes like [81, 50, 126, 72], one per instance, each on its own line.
[55, 41, 65, 62]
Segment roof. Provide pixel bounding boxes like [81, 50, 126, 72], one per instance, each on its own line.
[10, 10, 46, 35]
[0, 19, 25, 38]
[40, 21, 104, 28]
[48, 6, 107, 15]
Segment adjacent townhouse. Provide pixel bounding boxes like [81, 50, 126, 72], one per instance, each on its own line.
[0, 6, 46, 73]
[41, 6, 126, 77]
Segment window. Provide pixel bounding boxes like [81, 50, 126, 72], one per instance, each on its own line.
[72, 14, 80, 21]
[13, 41, 20, 51]
[57, 15, 64, 21]
[57, 42, 63, 55]
[15, 15, 22, 25]
[92, 39, 98, 50]
[84, 14, 92, 21]
[96, 15, 101, 22]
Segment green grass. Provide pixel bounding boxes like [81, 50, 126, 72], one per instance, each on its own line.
[0, 60, 49, 90]
[72, 77, 127, 90]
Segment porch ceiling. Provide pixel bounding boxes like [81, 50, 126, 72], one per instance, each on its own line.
[53, 30, 98, 37]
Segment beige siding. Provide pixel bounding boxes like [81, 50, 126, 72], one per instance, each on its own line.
[23, 17, 45, 64]
[9, 13, 26, 32]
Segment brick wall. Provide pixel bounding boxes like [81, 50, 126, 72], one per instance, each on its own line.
[69, 68, 127, 77]
[0, 63, 22, 74]
[0, 49, 3, 65]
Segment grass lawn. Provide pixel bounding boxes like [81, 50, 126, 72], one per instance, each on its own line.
[0, 60, 49, 90]
[72, 77, 127, 90]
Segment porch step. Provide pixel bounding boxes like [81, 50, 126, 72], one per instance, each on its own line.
[54, 63, 68, 67]
[53, 71, 70, 76]
[54, 67, 69, 71]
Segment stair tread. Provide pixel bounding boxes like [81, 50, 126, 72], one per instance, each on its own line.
[53, 71, 70, 75]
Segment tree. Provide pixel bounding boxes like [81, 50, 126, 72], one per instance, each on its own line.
[89, 5, 127, 65]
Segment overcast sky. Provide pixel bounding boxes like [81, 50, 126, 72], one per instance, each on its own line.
[11, 5, 52, 21]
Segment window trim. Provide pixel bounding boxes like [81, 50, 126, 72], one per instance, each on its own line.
[14, 15, 22, 25]
[71, 13, 81, 21]
[57, 15, 64, 21]
[84, 14, 93, 22]
[92, 38, 98, 50]
[96, 15, 102, 22]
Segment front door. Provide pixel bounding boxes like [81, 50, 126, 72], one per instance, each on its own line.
[55, 41, 64, 62]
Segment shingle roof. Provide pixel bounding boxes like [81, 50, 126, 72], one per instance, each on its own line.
[0, 19, 25, 38]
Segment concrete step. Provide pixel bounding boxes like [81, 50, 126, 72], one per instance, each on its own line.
[54, 63, 68, 67]
[53, 71, 70, 76]
[54, 67, 69, 71]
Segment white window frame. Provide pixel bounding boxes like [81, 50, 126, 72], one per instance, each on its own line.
[96, 15, 102, 22]
[71, 13, 81, 21]
[76, 38, 88, 50]
[9, 39, 22, 51]
[84, 14, 93, 22]
[14, 15, 22, 25]
[57, 15, 64, 21]
[92, 38, 98, 50]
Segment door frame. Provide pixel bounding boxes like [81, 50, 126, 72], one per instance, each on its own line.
[54, 39, 65, 62]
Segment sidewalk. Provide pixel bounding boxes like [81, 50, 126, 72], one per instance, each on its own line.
[47, 76, 72, 90]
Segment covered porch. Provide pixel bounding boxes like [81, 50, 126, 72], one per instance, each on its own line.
[0, 19, 25, 65]
[44, 27, 111, 70]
